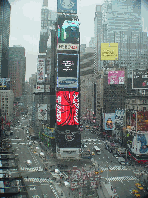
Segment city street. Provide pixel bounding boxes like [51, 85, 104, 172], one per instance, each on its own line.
[9, 119, 148, 198]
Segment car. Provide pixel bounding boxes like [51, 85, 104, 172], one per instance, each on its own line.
[134, 194, 141, 198]
[10, 131, 13, 135]
[132, 190, 139, 194]
[113, 154, 119, 159]
[135, 183, 144, 191]
[15, 136, 19, 139]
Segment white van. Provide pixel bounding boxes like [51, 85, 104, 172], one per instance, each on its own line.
[94, 146, 101, 155]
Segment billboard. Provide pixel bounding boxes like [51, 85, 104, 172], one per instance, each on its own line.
[0, 78, 10, 90]
[131, 133, 148, 154]
[104, 113, 115, 130]
[45, 85, 50, 92]
[57, 43, 79, 51]
[56, 91, 79, 126]
[56, 132, 81, 148]
[57, 53, 78, 88]
[115, 109, 125, 129]
[57, 16, 79, 44]
[132, 70, 148, 89]
[108, 70, 125, 84]
[101, 43, 118, 60]
[137, 111, 148, 132]
[36, 85, 44, 92]
[38, 104, 47, 120]
[37, 58, 45, 82]
[57, 0, 77, 14]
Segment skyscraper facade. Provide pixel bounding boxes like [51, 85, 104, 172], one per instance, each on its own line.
[9, 46, 26, 99]
[94, 0, 148, 77]
[39, 1, 57, 53]
[0, 0, 11, 78]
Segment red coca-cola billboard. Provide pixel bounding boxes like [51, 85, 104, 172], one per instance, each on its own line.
[56, 91, 79, 126]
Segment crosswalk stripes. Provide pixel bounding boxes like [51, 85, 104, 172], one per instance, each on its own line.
[49, 185, 59, 198]
[100, 166, 128, 171]
[106, 176, 137, 182]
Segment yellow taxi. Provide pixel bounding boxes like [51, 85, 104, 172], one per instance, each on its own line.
[135, 183, 144, 191]
[34, 150, 37, 154]
[134, 194, 141, 198]
[132, 190, 139, 194]
[86, 125, 90, 130]
[92, 152, 95, 156]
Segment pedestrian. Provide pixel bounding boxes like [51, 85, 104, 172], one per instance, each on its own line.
[111, 185, 113, 191]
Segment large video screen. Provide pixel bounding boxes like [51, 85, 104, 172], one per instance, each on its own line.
[57, 16, 79, 44]
[132, 70, 148, 89]
[56, 91, 79, 126]
[56, 132, 81, 148]
[57, 53, 78, 88]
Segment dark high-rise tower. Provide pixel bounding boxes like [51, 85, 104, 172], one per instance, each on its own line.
[39, 0, 49, 53]
[0, 0, 11, 78]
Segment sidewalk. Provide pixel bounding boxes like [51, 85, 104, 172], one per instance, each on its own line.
[100, 181, 119, 198]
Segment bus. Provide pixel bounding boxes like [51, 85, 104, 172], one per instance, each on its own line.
[94, 146, 101, 155]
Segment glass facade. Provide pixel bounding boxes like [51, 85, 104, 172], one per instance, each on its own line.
[0, 0, 11, 78]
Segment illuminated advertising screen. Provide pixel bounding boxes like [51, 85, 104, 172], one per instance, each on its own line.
[108, 70, 125, 84]
[132, 70, 148, 89]
[56, 91, 79, 126]
[57, 53, 78, 88]
[137, 111, 148, 132]
[37, 58, 45, 83]
[101, 43, 118, 60]
[56, 132, 81, 148]
[57, 0, 77, 14]
[105, 113, 115, 130]
[0, 78, 10, 90]
[57, 16, 79, 44]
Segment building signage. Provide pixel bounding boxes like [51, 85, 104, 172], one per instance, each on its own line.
[56, 132, 81, 148]
[37, 58, 45, 83]
[57, 16, 79, 44]
[104, 113, 115, 130]
[36, 85, 44, 92]
[57, 43, 79, 51]
[108, 70, 125, 84]
[56, 91, 79, 126]
[132, 70, 148, 89]
[101, 43, 118, 60]
[38, 104, 47, 120]
[115, 109, 125, 129]
[57, 0, 77, 14]
[45, 85, 50, 92]
[0, 78, 10, 90]
[58, 77, 78, 88]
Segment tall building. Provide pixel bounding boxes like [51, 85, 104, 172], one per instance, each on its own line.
[8, 45, 26, 100]
[0, 0, 11, 78]
[39, 0, 57, 53]
[94, 1, 148, 77]
[0, 90, 14, 122]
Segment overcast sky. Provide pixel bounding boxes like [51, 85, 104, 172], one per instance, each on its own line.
[8, 0, 148, 81]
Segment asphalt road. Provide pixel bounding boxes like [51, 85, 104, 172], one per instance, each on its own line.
[10, 117, 57, 198]
[81, 124, 148, 198]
